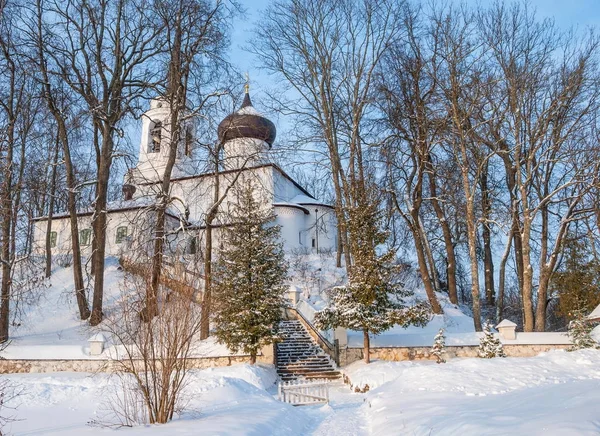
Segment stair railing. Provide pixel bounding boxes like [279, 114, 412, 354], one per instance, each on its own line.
[284, 307, 340, 366]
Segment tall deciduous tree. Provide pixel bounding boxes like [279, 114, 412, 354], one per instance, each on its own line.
[145, 0, 232, 320]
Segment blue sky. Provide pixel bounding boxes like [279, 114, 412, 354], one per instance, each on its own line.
[230, 0, 600, 105]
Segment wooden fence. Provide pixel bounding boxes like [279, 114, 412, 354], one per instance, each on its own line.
[278, 378, 330, 406]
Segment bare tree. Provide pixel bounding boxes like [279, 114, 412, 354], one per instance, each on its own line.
[377, 2, 448, 312]
[251, 0, 411, 297]
[104, 271, 202, 425]
[145, 0, 233, 320]
[37, 0, 163, 325]
[477, 2, 600, 330]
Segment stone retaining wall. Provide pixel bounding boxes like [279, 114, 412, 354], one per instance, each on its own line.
[0, 345, 275, 374]
[339, 343, 571, 366]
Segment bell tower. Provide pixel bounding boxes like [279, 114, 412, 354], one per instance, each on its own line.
[132, 97, 195, 182]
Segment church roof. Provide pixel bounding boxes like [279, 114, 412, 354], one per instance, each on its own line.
[217, 91, 276, 146]
[138, 163, 316, 200]
[32, 198, 182, 222]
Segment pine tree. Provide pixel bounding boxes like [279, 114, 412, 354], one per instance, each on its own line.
[212, 182, 288, 364]
[551, 235, 600, 322]
[478, 321, 505, 358]
[431, 328, 446, 363]
[314, 191, 430, 363]
[567, 309, 599, 351]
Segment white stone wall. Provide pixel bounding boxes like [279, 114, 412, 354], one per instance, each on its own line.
[32, 209, 179, 257]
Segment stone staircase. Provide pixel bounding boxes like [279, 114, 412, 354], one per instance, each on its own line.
[276, 320, 341, 381]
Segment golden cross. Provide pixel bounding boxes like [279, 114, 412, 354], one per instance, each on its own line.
[244, 72, 250, 93]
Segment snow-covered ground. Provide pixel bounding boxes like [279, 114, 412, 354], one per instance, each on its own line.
[3, 350, 600, 434]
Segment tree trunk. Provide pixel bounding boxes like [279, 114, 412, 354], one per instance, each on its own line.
[200, 224, 212, 339]
[427, 167, 458, 304]
[480, 166, 495, 306]
[90, 135, 113, 326]
[45, 135, 59, 278]
[250, 352, 256, 365]
[0, 123, 14, 343]
[409, 215, 442, 314]
[363, 329, 370, 364]
[496, 232, 512, 323]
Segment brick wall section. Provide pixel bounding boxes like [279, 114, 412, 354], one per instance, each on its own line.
[339, 344, 572, 366]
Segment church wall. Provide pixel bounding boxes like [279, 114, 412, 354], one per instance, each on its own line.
[167, 166, 275, 225]
[31, 209, 179, 258]
[272, 169, 307, 202]
[275, 206, 309, 251]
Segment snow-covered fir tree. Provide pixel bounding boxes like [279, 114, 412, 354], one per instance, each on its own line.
[314, 190, 430, 363]
[212, 182, 288, 364]
[431, 328, 446, 363]
[478, 321, 506, 358]
[568, 310, 599, 351]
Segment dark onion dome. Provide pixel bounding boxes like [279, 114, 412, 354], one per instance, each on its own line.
[217, 91, 276, 147]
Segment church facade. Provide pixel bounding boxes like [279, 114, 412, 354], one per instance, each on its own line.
[32, 91, 337, 261]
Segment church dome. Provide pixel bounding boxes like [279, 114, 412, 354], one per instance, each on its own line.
[217, 91, 276, 146]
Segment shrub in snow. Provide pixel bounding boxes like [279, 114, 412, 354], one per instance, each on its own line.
[568, 310, 599, 351]
[431, 328, 446, 363]
[478, 321, 505, 358]
[314, 190, 431, 363]
[212, 181, 288, 364]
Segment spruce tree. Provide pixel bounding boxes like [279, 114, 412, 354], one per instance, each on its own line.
[551, 235, 600, 322]
[315, 191, 430, 363]
[567, 309, 599, 351]
[478, 321, 506, 358]
[431, 328, 447, 363]
[212, 182, 288, 364]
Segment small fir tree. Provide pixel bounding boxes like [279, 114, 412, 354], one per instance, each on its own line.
[478, 321, 505, 358]
[431, 328, 446, 363]
[567, 309, 599, 351]
[314, 191, 430, 363]
[212, 182, 288, 364]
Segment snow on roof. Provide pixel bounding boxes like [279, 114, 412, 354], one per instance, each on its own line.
[588, 303, 600, 321]
[88, 333, 106, 343]
[290, 194, 333, 208]
[272, 202, 310, 214]
[496, 319, 517, 328]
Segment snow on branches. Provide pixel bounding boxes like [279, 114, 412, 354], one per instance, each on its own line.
[314, 189, 431, 363]
[567, 310, 599, 351]
[478, 322, 505, 358]
[431, 328, 446, 363]
[212, 181, 288, 364]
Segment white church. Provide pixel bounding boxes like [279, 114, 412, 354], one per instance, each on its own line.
[32, 89, 337, 261]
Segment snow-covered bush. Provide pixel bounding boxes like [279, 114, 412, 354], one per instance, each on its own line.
[478, 322, 505, 358]
[568, 310, 599, 351]
[431, 328, 446, 363]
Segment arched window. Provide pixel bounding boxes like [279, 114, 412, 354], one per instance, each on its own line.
[150, 121, 162, 153]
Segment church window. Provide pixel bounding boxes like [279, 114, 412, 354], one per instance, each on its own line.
[79, 229, 91, 246]
[311, 238, 316, 248]
[49, 231, 57, 248]
[115, 226, 128, 244]
[298, 232, 302, 245]
[150, 121, 162, 153]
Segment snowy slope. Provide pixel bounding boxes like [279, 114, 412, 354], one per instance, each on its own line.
[3, 364, 311, 435]
[2, 258, 236, 360]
